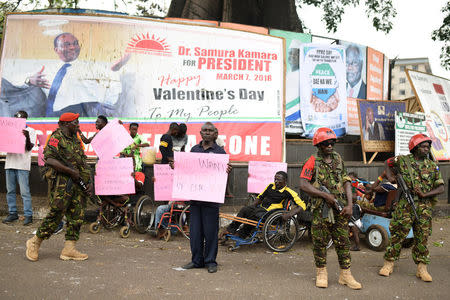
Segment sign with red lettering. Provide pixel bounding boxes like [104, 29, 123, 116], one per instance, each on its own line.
[0, 14, 285, 162]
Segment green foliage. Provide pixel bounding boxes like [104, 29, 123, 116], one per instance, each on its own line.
[432, 2, 450, 71]
[135, 0, 167, 17]
[296, 0, 396, 34]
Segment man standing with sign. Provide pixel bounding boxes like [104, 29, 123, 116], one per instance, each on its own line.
[299, 127, 362, 289]
[179, 122, 231, 273]
[3, 111, 36, 225]
[379, 134, 444, 282]
[26, 112, 92, 262]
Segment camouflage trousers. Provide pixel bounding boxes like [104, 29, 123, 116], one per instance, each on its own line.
[37, 179, 85, 241]
[384, 198, 432, 264]
[311, 208, 351, 269]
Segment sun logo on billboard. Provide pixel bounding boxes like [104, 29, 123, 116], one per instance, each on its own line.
[126, 33, 171, 56]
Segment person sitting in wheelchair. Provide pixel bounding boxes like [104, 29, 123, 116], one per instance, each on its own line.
[222, 171, 306, 239]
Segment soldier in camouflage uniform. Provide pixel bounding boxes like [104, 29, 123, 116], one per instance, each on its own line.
[26, 112, 92, 262]
[379, 134, 444, 282]
[299, 127, 362, 289]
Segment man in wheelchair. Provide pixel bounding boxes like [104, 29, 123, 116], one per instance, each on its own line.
[222, 171, 306, 239]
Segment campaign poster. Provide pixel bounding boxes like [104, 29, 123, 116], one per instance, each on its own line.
[270, 29, 312, 135]
[395, 112, 427, 156]
[366, 47, 384, 100]
[357, 99, 406, 152]
[299, 43, 348, 137]
[339, 41, 367, 100]
[406, 70, 450, 160]
[0, 13, 285, 162]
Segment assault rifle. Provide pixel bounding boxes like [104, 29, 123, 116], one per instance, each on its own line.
[320, 186, 362, 230]
[394, 170, 419, 220]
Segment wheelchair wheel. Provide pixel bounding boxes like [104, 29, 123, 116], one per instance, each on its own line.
[263, 211, 299, 252]
[101, 203, 123, 229]
[120, 226, 130, 238]
[134, 195, 155, 234]
[178, 205, 191, 240]
[89, 222, 100, 234]
[163, 230, 171, 242]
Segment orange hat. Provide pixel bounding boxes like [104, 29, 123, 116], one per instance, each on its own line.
[59, 112, 79, 122]
[408, 133, 432, 152]
[312, 127, 337, 146]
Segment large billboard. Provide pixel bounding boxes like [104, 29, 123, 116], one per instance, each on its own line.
[406, 70, 450, 160]
[0, 13, 285, 162]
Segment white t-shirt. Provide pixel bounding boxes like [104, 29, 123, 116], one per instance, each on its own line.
[5, 127, 36, 171]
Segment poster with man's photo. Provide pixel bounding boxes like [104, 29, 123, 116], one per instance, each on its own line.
[299, 43, 348, 137]
[0, 13, 285, 162]
[357, 99, 406, 152]
[270, 29, 312, 135]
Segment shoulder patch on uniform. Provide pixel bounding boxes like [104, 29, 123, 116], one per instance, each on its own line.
[48, 137, 59, 148]
[160, 141, 168, 147]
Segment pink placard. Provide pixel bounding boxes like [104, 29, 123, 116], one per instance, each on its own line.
[90, 119, 134, 159]
[172, 152, 229, 203]
[37, 146, 45, 166]
[36, 134, 47, 147]
[247, 161, 288, 193]
[153, 164, 188, 201]
[94, 157, 135, 195]
[0, 117, 26, 153]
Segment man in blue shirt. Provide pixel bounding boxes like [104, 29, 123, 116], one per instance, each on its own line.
[180, 122, 231, 273]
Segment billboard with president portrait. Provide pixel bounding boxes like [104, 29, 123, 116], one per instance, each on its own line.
[357, 99, 406, 153]
[0, 13, 285, 162]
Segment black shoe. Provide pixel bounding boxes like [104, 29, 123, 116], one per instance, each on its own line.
[207, 265, 217, 273]
[182, 262, 198, 270]
[23, 216, 33, 226]
[2, 214, 18, 224]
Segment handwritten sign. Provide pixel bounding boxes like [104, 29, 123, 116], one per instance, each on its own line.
[90, 119, 134, 159]
[94, 157, 135, 195]
[247, 161, 288, 193]
[172, 152, 229, 203]
[153, 164, 188, 201]
[0, 117, 26, 153]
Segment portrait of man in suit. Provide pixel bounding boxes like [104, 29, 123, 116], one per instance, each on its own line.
[346, 44, 366, 99]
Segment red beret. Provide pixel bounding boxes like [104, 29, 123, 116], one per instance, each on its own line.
[59, 112, 79, 122]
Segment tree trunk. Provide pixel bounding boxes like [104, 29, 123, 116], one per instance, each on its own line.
[167, 0, 303, 32]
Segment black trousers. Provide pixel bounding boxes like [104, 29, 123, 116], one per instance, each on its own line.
[189, 201, 219, 267]
[227, 205, 267, 237]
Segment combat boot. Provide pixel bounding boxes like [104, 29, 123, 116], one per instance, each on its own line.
[60, 240, 88, 261]
[416, 263, 432, 282]
[338, 268, 362, 289]
[315, 267, 328, 288]
[26, 235, 43, 262]
[379, 260, 394, 276]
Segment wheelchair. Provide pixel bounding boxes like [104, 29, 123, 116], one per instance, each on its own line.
[219, 197, 300, 252]
[148, 202, 191, 242]
[89, 193, 156, 238]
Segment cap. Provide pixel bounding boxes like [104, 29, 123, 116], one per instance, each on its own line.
[59, 112, 79, 122]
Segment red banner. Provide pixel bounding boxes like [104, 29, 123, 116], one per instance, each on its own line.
[27, 121, 282, 162]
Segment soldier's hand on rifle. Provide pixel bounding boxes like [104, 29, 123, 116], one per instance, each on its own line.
[70, 169, 80, 181]
[414, 186, 425, 198]
[340, 205, 352, 218]
[322, 192, 336, 208]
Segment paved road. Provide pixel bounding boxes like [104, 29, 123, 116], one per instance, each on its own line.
[0, 217, 449, 299]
